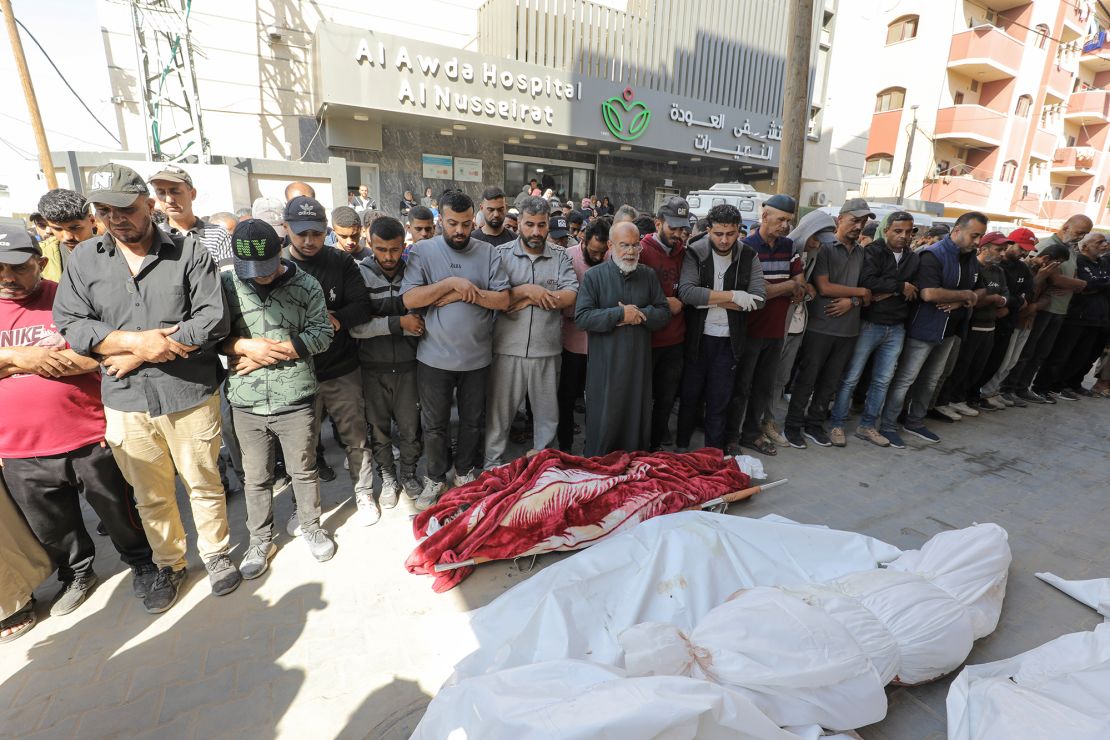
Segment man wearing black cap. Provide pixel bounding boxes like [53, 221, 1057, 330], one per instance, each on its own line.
[641, 195, 693, 449]
[675, 204, 765, 451]
[220, 220, 337, 579]
[726, 194, 803, 455]
[53, 163, 236, 613]
[149, 165, 234, 268]
[828, 211, 919, 448]
[0, 219, 156, 619]
[784, 198, 873, 449]
[549, 214, 574, 249]
[281, 196, 375, 532]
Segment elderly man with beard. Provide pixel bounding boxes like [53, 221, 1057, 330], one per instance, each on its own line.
[36, 189, 99, 283]
[675, 204, 765, 452]
[557, 217, 611, 452]
[640, 196, 693, 449]
[575, 221, 671, 456]
[402, 190, 510, 510]
[828, 211, 919, 448]
[784, 199, 874, 449]
[484, 198, 579, 468]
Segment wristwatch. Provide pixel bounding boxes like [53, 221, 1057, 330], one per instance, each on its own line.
[850, 296, 861, 307]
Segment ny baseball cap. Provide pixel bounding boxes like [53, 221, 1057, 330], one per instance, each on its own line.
[148, 164, 193, 187]
[839, 197, 875, 219]
[658, 196, 692, 229]
[231, 219, 283, 279]
[283, 196, 328, 234]
[0, 218, 41, 264]
[87, 163, 149, 208]
[550, 214, 570, 238]
[1008, 227, 1038, 251]
[979, 231, 1014, 248]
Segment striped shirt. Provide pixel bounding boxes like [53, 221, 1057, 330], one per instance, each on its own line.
[164, 217, 234, 269]
[743, 230, 802, 340]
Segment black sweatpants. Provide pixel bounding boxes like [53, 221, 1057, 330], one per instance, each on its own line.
[556, 350, 588, 451]
[784, 332, 856, 432]
[418, 362, 488, 482]
[363, 365, 422, 479]
[650, 343, 685, 448]
[937, 329, 995, 405]
[4, 441, 153, 583]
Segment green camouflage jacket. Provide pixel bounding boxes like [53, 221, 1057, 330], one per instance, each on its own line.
[221, 262, 333, 414]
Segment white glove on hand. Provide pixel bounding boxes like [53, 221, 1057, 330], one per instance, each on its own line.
[732, 290, 759, 311]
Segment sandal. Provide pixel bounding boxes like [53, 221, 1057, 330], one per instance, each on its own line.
[746, 436, 778, 457]
[0, 599, 37, 644]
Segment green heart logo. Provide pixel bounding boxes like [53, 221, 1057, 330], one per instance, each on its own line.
[602, 88, 651, 141]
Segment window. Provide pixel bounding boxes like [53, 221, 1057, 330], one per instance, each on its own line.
[1001, 160, 1018, 183]
[954, 91, 965, 105]
[1036, 23, 1050, 50]
[1015, 94, 1033, 117]
[874, 87, 906, 113]
[864, 155, 894, 177]
[970, 80, 979, 92]
[886, 15, 919, 44]
[1095, 185, 1105, 202]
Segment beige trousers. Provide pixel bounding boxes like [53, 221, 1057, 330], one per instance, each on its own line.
[104, 394, 229, 571]
[0, 475, 52, 619]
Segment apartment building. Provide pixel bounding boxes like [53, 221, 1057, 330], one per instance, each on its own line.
[822, 0, 1109, 230]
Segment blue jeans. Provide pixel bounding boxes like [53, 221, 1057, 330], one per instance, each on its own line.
[830, 322, 905, 429]
[880, 337, 940, 434]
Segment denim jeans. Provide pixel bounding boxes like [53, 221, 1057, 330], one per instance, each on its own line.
[880, 337, 939, 434]
[830, 321, 905, 429]
[909, 335, 960, 426]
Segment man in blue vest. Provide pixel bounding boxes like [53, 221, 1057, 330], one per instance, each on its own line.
[878, 212, 985, 448]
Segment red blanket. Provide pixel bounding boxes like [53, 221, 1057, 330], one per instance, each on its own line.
[407, 448, 751, 592]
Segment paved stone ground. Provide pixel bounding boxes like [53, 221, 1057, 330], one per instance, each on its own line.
[1, 394, 1107, 739]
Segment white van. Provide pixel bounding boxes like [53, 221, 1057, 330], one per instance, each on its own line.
[686, 182, 771, 220]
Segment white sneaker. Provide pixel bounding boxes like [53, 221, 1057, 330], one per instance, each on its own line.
[286, 508, 301, 536]
[354, 491, 381, 526]
[452, 469, 477, 488]
[983, 395, 1007, 411]
[949, 401, 980, 417]
[415, 478, 447, 512]
[934, 404, 962, 422]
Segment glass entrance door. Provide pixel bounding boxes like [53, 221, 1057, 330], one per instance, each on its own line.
[505, 158, 595, 204]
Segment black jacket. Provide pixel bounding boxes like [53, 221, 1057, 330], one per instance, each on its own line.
[677, 233, 764, 361]
[283, 245, 373, 381]
[998, 257, 1034, 329]
[859, 240, 919, 326]
[1067, 254, 1110, 326]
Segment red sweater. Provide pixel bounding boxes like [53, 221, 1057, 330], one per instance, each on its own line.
[639, 233, 686, 348]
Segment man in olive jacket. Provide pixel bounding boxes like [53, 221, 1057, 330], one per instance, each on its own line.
[220, 220, 335, 581]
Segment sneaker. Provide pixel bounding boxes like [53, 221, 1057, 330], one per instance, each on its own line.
[240, 542, 277, 580]
[949, 401, 980, 417]
[1056, 388, 1080, 401]
[854, 426, 890, 448]
[272, 463, 292, 495]
[50, 573, 98, 617]
[131, 562, 159, 599]
[379, 471, 400, 509]
[452, 469, 478, 488]
[286, 507, 301, 537]
[95, 521, 108, 537]
[1001, 392, 1026, 408]
[784, 427, 807, 449]
[804, 428, 832, 447]
[1017, 389, 1046, 404]
[1039, 391, 1058, 404]
[415, 478, 447, 511]
[355, 491, 382, 526]
[982, 395, 1007, 411]
[402, 478, 422, 500]
[881, 429, 905, 449]
[317, 460, 337, 482]
[723, 441, 742, 456]
[1074, 386, 1095, 397]
[143, 567, 186, 614]
[829, 427, 847, 447]
[205, 553, 241, 597]
[903, 424, 940, 444]
[303, 529, 337, 562]
[761, 420, 789, 446]
[933, 404, 963, 422]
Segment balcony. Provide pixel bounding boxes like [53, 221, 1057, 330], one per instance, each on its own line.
[1030, 128, 1059, 161]
[933, 105, 1007, 147]
[947, 26, 1022, 81]
[1039, 198, 1088, 222]
[1046, 64, 1075, 102]
[976, 0, 1037, 9]
[1065, 89, 1110, 124]
[1080, 31, 1110, 71]
[1052, 146, 1102, 175]
[920, 176, 993, 208]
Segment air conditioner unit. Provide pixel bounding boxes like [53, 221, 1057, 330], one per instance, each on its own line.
[810, 191, 829, 207]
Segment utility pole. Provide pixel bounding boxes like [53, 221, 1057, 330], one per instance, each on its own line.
[779, 0, 814, 204]
[0, 0, 57, 188]
[897, 105, 920, 205]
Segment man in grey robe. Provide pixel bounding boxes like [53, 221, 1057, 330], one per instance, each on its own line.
[575, 221, 671, 456]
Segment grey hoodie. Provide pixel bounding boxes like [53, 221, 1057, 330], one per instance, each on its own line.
[786, 210, 836, 258]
